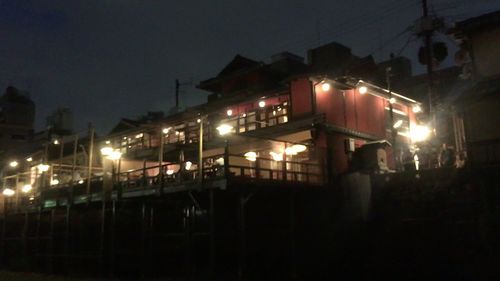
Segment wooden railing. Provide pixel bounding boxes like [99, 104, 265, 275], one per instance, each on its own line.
[114, 154, 323, 192]
[3, 154, 323, 212]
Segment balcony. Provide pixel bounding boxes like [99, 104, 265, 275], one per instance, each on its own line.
[104, 100, 291, 157]
[115, 153, 324, 193]
[2, 149, 324, 213]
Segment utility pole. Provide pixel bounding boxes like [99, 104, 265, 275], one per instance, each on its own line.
[386, 67, 398, 169]
[421, 0, 434, 118]
[86, 123, 95, 205]
[198, 116, 203, 186]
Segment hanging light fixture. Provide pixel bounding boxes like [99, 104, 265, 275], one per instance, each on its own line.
[244, 152, 257, 161]
[321, 82, 331, 91]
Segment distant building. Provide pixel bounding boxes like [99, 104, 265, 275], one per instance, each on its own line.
[0, 86, 35, 152]
[449, 10, 500, 167]
[46, 107, 73, 136]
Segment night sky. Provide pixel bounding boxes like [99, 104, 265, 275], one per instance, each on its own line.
[1, 0, 498, 134]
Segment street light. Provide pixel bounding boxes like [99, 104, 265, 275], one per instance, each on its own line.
[216, 124, 234, 136]
[216, 124, 234, 178]
[9, 161, 18, 168]
[107, 150, 122, 161]
[100, 146, 113, 156]
[410, 125, 431, 143]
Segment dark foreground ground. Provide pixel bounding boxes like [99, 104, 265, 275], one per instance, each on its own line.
[0, 271, 101, 281]
[0, 271, 175, 281]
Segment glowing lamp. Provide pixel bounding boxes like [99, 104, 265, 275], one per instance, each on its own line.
[393, 120, 403, 129]
[100, 146, 113, 156]
[412, 105, 422, 113]
[389, 97, 396, 104]
[291, 144, 307, 153]
[410, 125, 431, 143]
[107, 151, 122, 160]
[258, 101, 266, 108]
[244, 152, 257, 162]
[2, 188, 15, 197]
[269, 151, 283, 161]
[9, 161, 18, 168]
[358, 86, 368, 94]
[215, 157, 225, 165]
[285, 147, 297, 155]
[226, 109, 233, 116]
[37, 164, 50, 172]
[216, 124, 233, 136]
[22, 184, 32, 193]
[321, 83, 331, 91]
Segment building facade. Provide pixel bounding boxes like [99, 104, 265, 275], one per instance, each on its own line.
[0, 42, 425, 279]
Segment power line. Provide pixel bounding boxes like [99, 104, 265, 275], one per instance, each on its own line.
[255, 0, 421, 61]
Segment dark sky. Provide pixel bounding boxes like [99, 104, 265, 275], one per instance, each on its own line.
[1, 0, 498, 134]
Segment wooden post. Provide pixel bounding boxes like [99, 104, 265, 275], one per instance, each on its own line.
[198, 122, 203, 183]
[109, 200, 116, 278]
[0, 212, 6, 265]
[159, 129, 164, 195]
[69, 135, 79, 206]
[64, 204, 71, 272]
[22, 211, 28, 264]
[224, 140, 229, 179]
[86, 125, 95, 205]
[141, 201, 147, 279]
[289, 191, 297, 280]
[48, 209, 55, 274]
[14, 175, 19, 211]
[99, 200, 106, 275]
[58, 136, 65, 181]
[209, 189, 216, 279]
[238, 194, 250, 281]
[282, 142, 288, 181]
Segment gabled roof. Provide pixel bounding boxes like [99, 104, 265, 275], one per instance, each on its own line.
[108, 118, 145, 135]
[217, 55, 261, 77]
[450, 10, 500, 38]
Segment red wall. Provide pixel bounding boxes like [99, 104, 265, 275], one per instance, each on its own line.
[290, 79, 313, 118]
[290, 78, 418, 175]
[314, 83, 386, 138]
